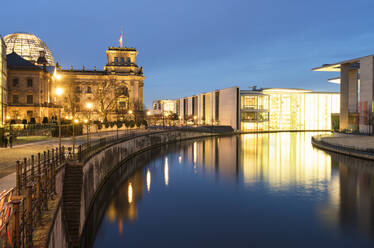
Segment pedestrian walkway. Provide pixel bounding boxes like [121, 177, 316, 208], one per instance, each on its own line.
[320, 134, 374, 150]
[0, 130, 134, 191]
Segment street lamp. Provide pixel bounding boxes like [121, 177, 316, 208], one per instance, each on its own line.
[55, 87, 64, 150]
[86, 102, 93, 146]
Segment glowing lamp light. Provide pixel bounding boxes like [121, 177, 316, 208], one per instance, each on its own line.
[55, 87, 64, 96]
[74, 119, 79, 123]
[84, 119, 88, 123]
[146, 111, 151, 116]
[6, 116, 10, 120]
[86, 102, 93, 109]
[164, 112, 169, 117]
[128, 110, 133, 114]
[193, 116, 197, 120]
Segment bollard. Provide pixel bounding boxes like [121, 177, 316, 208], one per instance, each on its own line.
[16, 161, 21, 195]
[26, 185, 33, 246]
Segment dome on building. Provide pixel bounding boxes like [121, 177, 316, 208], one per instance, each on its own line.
[4, 33, 55, 66]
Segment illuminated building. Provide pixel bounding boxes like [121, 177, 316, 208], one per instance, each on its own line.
[4, 33, 57, 122]
[156, 86, 339, 131]
[240, 88, 340, 131]
[57, 46, 144, 121]
[313, 55, 374, 133]
[0, 36, 7, 125]
[151, 99, 176, 115]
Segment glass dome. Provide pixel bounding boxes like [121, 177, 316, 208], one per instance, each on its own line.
[4, 33, 55, 66]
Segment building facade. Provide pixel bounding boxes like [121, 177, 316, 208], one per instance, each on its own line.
[0, 36, 7, 125]
[151, 99, 176, 115]
[313, 55, 374, 133]
[153, 87, 339, 131]
[176, 86, 240, 130]
[57, 47, 144, 122]
[240, 88, 340, 131]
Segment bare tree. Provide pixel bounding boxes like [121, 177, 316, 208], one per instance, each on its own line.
[92, 79, 121, 121]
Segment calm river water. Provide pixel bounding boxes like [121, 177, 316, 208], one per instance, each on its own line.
[92, 132, 374, 248]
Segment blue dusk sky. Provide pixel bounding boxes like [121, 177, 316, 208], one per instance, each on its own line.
[2, 0, 374, 107]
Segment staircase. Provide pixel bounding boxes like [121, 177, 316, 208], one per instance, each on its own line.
[62, 163, 83, 248]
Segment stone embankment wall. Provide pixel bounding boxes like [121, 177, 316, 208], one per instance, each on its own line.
[47, 131, 217, 248]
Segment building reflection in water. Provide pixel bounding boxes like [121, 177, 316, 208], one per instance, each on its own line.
[103, 132, 374, 240]
[105, 169, 144, 236]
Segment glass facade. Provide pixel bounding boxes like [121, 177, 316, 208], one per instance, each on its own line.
[240, 89, 340, 131]
[4, 33, 55, 65]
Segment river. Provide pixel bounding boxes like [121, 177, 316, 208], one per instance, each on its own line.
[92, 132, 374, 247]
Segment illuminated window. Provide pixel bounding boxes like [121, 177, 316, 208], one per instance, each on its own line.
[114, 57, 119, 63]
[241, 96, 257, 109]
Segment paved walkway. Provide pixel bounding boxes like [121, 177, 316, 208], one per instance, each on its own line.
[320, 134, 374, 150]
[0, 130, 135, 191]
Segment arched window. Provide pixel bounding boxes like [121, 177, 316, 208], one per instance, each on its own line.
[87, 86, 92, 93]
[126, 57, 131, 63]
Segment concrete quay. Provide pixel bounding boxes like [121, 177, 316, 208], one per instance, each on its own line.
[312, 133, 374, 160]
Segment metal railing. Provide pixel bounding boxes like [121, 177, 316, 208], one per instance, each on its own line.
[0, 147, 65, 248]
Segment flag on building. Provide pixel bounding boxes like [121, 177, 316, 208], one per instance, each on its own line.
[119, 32, 123, 48]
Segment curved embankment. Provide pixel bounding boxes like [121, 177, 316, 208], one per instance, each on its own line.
[47, 130, 228, 248]
[311, 136, 374, 161]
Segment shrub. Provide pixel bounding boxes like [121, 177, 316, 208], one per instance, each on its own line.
[97, 123, 102, 130]
[29, 118, 36, 124]
[135, 120, 141, 128]
[117, 121, 123, 128]
[105, 122, 110, 128]
[124, 120, 130, 128]
[142, 120, 148, 127]
[129, 120, 135, 128]
[10, 120, 16, 124]
[110, 122, 115, 128]
[22, 119, 27, 125]
[42, 117, 49, 124]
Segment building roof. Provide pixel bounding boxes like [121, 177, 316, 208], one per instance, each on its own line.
[6, 52, 42, 71]
[312, 54, 372, 72]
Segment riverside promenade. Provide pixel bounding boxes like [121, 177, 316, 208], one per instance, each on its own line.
[0, 130, 135, 191]
[312, 133, 374, 160]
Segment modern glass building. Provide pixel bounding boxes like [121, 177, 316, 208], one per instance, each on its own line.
[240, 88, 340, 131]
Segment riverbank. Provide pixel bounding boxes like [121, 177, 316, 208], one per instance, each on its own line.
[312, 133, 374, 161]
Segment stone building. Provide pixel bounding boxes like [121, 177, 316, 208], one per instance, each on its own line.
[0, 36, 7, 125]
[3, 33, 57, 123]
[6, 52, 56, 122]
[57, 46, 144, 121]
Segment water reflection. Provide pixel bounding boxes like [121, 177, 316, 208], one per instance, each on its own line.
[94, 133, 374, 247]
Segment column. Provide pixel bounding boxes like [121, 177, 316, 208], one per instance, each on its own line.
[359, 56, 374, 134]
[340, 63, 349, 131]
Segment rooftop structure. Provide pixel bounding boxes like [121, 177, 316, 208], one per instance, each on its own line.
[3, 33, 55, 66]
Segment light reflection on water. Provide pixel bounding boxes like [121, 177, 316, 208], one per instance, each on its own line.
[94, 132, 374, 248]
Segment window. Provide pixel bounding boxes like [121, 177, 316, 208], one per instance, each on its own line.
[13, 78, 19, 87]
[127, 57, 131, 63]
[114, 57, 119, 63]
[27, 95, 33, 104]
[75, 86, 81, 93]
[120, 57, 125, 64]
[13, 95, 19, 104]
[215, 91, 219, 121]
[87, 86, 92, 93]
[119, 101, 126, 107]
[27, 79, 33, 87]
[27, 111, 33, 118]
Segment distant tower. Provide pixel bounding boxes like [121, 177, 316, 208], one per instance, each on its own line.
[104, 47, 141, 74]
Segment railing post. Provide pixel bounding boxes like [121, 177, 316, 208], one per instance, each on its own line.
[12, 199, 21, 248]
[23, 158, 27, 190]
[38, 152, 41, 176]
[36, 175, 41, 223]
[43, 167, 48, 210]
[31, 155, 35, 180]
[15, 161, 21, 196]
[26, 185, 33, 247]
[78, 145, 82, 162]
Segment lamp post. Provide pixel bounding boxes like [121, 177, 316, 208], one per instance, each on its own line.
[86, 102, 93, 146]
[55, 87, 64, 150]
